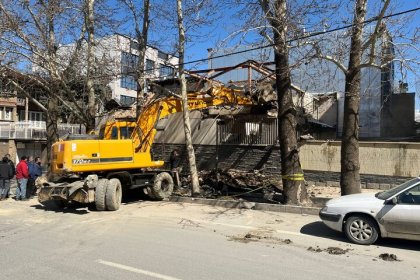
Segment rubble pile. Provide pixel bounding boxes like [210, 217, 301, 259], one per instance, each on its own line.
[178, 169, 283, 202]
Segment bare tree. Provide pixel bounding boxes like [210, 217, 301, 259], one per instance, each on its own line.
[259, 0, 309, 205]
[0, 0, 118, 155]
[302, 0, 392, 195]
[119, 0, 150, 117]
[176, 0, 200, 195]
[86, 0, 97, 131]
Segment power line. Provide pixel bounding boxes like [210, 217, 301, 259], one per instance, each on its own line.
[137, 6, 418, 75]
[178, 6, 420, 68]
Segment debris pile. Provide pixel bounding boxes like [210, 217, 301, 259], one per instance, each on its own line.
[178, 169, 283, 202]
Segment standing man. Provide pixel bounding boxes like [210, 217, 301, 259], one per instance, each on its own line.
[15, 156, 29, 201]
[0, 157, 14, 200]
[29, 157, 42, 197]
[4, 153, 15, 198]
[27, 156, 35, 198]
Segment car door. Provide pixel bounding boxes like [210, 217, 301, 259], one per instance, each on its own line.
[380, 184, 420, 238]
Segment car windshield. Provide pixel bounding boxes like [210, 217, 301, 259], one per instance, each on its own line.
[376, 178, 420, 200]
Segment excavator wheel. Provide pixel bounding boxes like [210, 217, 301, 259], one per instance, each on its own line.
[151, 172, 174, 200]
[95, 179, 108, 211]
[105, 178, 122, 211]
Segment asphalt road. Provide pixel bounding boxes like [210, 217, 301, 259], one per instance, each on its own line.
[0, 197, 419, 280]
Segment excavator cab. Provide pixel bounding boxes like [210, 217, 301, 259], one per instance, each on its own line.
[99, 120, 137, 140]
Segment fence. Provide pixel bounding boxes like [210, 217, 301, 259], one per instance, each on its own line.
[0, 121, 85, 140]
[218, 115, 278, 145]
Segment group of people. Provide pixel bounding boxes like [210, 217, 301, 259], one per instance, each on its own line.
[0, 154, 42, 201]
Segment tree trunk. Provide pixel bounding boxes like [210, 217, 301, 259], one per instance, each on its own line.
[45, 0, 59, 169]
[46, 94, 59, 167]
[340, 0, 367, 195]
[86, 0, 96, 132]
[176, 0, 200, 196]
[261, 0, 307, 205]
[135, 0, 150, 117]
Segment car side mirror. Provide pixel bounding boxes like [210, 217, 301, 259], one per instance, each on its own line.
[385, 197, 398, 205]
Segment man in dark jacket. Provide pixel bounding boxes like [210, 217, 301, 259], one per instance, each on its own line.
[4, 153, 15, 198]
[28, 156, 42, 197]
[0, 157, 14, 200]
[15, 156, 29, 201]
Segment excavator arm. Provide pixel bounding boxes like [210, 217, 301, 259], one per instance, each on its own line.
[131, 86, 254, 153]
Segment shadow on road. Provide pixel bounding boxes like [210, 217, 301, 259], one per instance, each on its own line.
[30, 204, 89, 215]
[300, 221, 347, 242]
[300, 221, 420, 251]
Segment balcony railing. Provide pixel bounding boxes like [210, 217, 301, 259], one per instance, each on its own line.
[0, 121, 86, 140]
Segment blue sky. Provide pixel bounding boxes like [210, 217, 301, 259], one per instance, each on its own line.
[109, 0, 419, 109]
[177, 0, 420, 109]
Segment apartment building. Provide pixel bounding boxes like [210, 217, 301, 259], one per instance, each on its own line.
[1, 34, 178, 161]
[91, 33, 179, 106]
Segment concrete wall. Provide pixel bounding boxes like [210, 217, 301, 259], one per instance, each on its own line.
[299, 141, 419, 177]
[152, 140, 419, 188]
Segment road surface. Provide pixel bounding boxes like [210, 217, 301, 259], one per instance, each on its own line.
[0, 198, 419, 280]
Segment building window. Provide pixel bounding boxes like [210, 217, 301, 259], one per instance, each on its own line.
[0, 107, 13, 121]
[146, 59, 155, 74]
[130, 40, 139, 50]
[121, 51, 139, 90]
[121, 51, 138, 75]
[159, 64, 174, 77]
[121, 76, 137, 91]
[158, 51, 169, 60]
[120, 95, 136, 106]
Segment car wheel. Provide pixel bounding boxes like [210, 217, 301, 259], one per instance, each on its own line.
[344, 215, 379, 245]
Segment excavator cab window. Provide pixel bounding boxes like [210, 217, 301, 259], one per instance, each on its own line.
[99, 127, 105, 139]
[120, 126, 134, 139]
[110, 127, 118, 140]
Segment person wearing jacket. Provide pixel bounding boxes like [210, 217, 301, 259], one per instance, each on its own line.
[28, 156, 42, 197]
[15, 156, 29, 201]
[4, 153, 15, 198]
[0, 157, 14, 200]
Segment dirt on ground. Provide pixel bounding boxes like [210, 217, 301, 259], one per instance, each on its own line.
[307, 246, 351, 255]
[228, 228, 293, 245]
[378, 253, 400, 262]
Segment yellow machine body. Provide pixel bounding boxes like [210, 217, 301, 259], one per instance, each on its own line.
[51, 86, 254, 176]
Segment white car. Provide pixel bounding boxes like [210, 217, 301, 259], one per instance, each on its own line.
[319, 177, 420, 245]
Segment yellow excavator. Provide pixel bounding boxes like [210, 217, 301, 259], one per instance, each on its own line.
[38, 86, 255, 210]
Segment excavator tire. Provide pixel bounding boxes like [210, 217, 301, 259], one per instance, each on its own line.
[105, 178, 122, 211]
[95, 179, 108, 211]
[151, 172, 174, 200]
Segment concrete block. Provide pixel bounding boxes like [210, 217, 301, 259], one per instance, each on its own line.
[305, 180, 315, 187]
[326, 181, 340, 187]
[285, 205, 303, 214]
[301, 207, 322, 215]
[379, 184, 391, 190]
[315, 181, 327, 187]
[366, 182, 380, 189]
[254, 203, 286, 212]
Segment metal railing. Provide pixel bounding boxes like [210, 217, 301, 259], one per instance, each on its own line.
[218, 115, 278, 146]
[0, 121, 85, 140]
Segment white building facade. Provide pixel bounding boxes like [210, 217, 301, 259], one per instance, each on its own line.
[98, 34, 179, 106]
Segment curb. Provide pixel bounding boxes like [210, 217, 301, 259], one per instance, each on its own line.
[169, 196, 321, 216]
